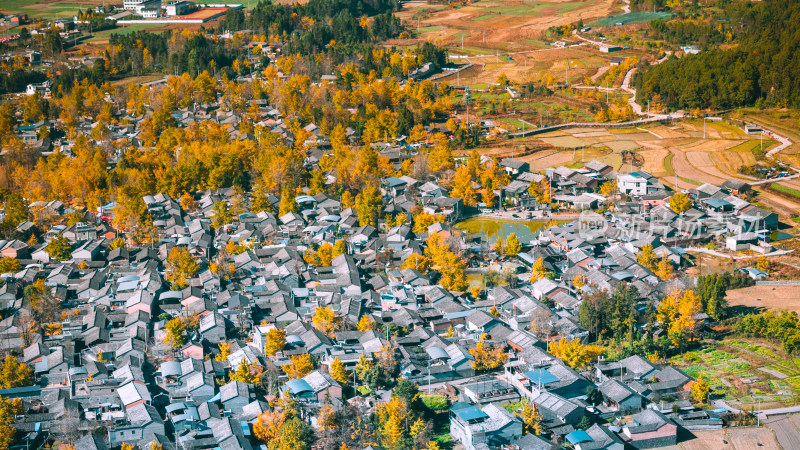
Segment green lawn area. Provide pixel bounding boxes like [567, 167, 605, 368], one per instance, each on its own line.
[416, 26, 443, 34]
[2, 0, 104, 17]
[769, 183, 800, 200]
[486, 0, 592, 16]
[590, 11, 673, 27]
[88, 23, 165, 42]
[470, 14, 499, 22]
[496, 117, 525, 132]
[420, 394, 449, 412]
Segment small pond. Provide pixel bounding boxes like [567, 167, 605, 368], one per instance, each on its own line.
[455, 216, 566, 244]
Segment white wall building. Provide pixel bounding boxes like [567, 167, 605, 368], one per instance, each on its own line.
[617, 171, 655, 196]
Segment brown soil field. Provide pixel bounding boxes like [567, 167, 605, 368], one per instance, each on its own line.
[522, 149, 575, 170]
[437, 46, 613, 86]
[680, 428, 780, 450]
[753, 187, 800, 220]
[639, 148, 670, 176]
[648, 124, 692, 139]
[396, 0, 626, 85]
[775, 178, 800, 191]
[398, 0, 617, 50]
[726, 285, 800, 314]
[710, 150, 756, 177]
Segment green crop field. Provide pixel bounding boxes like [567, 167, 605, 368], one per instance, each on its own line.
[669, 339, 800, 407]
[769, 183, 800, 200]
[1, 0, 105, 16]
[590, 11, 673, 27]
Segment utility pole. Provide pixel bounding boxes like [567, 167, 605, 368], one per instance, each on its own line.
[606, 80, 609, 104]
[465, 87, 470, 127]
[461, 35, 464, 49]
[703, 117, 707, 139]
[758, 399, 762, 426]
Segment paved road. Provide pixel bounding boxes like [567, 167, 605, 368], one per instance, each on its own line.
[762, 406, 800, 419]
[750, 171, 800, 186]
[764, 128, 793, 158]
[714, 398, 800, 421]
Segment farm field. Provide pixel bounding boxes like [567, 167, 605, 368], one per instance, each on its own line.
[439, 45, 634, 88]
[394, 0, 623, 86]
[0, 0, 106, 16]
[680, 428, 780, 450]
[766, 414, 800, 450]
[589, 11, 673, 27]
[476, 115, 800, 217]
[397, 0, 616, 49]
[86, 23, 169, 44]
[670, 339, 800, 411]
[484, 121, 772, 183]
[726, 285, 800, 315]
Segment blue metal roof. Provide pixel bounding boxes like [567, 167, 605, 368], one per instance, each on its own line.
[566, 430, 593, 444]
[705, 198, 732, 208]
[165, 403, 186, 413]
[285, 378, 313, 394]
[524, 368, 559, 385]
[452, 405, 489, 422]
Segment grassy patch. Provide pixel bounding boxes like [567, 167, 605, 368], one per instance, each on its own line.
[87, 23, 166, 42]
[663, 152, 675, 176]
[680, 176, 703, 186]
[769, 183, 800, 200]
[590, 11, 673, 27]
[430, 412, 454, 449]
[455, 217, 555, 243]
[416, 26, 443, 33]
[421, 394, 449, 412]
[502, 401, 523, 414]
[356, 386, 374, 396]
